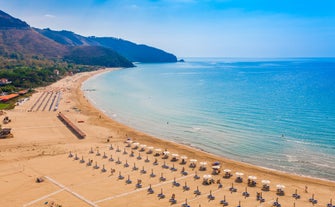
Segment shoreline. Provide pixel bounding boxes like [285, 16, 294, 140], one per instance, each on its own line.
[1, 68, 334, 207]
[81, 69, 335, 185]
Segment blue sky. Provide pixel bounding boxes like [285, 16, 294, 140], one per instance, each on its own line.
[1, 0, 335, 57]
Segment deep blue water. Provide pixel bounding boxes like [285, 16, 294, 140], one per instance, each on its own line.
[83, 58, 335, 181]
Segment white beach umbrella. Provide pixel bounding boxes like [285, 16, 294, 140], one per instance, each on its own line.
[181, 156, 188, 160]
[147, 146, 154, 150]
[203, 174, 212, 179]
[126, 140, 133, 144]
[212, 165, 220, 169]
[224, 169, 231, 173]
[190, 159, 197, 163]
[276, 184, 285, 190]
[248, 175, 257, 180]
[235, 172, 244, 177]
[163, 151, 170, 155]
[172, 153, 179, 157]
[155, 148, 162, 152]
[140, 144, 147, 148]
[261, 180, 271, 185]
[200, 161, 208, 166]
[133, 142, 140, 146]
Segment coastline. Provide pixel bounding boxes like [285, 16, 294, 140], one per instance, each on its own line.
[1, 68, 334, 207]
[80, 69, 334, 184]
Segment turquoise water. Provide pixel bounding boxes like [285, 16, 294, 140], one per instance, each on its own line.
[83, 58, 335, 181]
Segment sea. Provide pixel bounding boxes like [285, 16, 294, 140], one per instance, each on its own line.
[82, 58, 335, 181]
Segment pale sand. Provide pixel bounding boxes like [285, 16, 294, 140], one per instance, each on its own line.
[0, 68, 334, 207]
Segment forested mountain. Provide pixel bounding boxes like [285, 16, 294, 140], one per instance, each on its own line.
[36, 28, 177, 63]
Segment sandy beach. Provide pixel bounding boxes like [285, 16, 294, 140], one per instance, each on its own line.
[0, 68, 334, 207]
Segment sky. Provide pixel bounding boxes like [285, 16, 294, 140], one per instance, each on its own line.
[1, 0, 335, 58]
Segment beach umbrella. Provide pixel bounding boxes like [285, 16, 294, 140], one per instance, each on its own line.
[203, 174, 212, 179]
[200, 161, 208, 166]
[212, 161, 220, 166]
[126, 140, 133, 144]
[248, 175, 257, 180]
[172, 153, 179, 157]
[224, 169, 231, 173]
[276, 184, 285, 190]
[190, 159, 197, 163]
[133, 142, 140, 146]
[155, 148, 162, 152]
[181, 155, 188, 160]
[261, 180, 270, 185]
[147, 146, 154, 150]
[212, 165, 220, 169]
[163, 151, 170, 155]
[140, 144, 147, 148]
[235, 172, 244, 177]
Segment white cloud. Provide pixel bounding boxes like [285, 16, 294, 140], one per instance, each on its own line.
[44, 14, 56, 18]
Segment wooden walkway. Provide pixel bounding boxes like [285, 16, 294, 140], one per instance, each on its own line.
[57, 112, 86, 139]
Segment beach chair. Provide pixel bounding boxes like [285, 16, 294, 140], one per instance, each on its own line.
[150, 169, 156, 178]
[162, 161, 169, 169]
[160, 173, 166, 182]
[194, 186, 201, 195]
[169, 194, 177, 204]
[140, 166, 147, 174]
[80, 156, 85, 163]
[145, 156, 150, 162]
[207, 190, 215, 200]
[68, 151, 73, 158]
[124, 160, 129, 168]
[157, 188, 165, 199]
[137, 153, 142, 160]
[115, 157, 122, 164]
[220, 195, 229, 206]
[229, 183, 237, 193]
[147, 184, 154, 194]
[118, 171, 124, 180]
[194, 171, 200, 180]
[292, 189, 300, 199]
[172, 178, 180, 187]
[136, 179, 142, 188]
[183, 182, 190, 191]
[242, 187, 250, 197]
[101, 165, 106, 173]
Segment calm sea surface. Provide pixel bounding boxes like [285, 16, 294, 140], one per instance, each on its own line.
[82, 58, 335, 181]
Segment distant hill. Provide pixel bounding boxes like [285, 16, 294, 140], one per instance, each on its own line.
[0, 10, 134, 67]
[0, 10, 30, 29]
[35, 28, 177, 63]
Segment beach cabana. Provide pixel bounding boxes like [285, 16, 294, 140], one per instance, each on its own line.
[139, 144, 146, 152]
[171, 153, 179, 161]
[203, 174, 213, 185]
[199, 161, 207, 171]
[189, 159, 197, 168]
[261, 180, 270, 191]
[223, 169, 232, 178]
[276, 184, 285, 196]
[132, 142, 139, 149]
[125, 139, 133, 147]
[248, 175, 257, 186]
[154, 148, 162, 156]
[162, 151, 170, 159]
[147, 146, 154, 154]
[212, 165, 221, 175]
[180, 155, 187, 164]
[235, 172, 244, 183]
